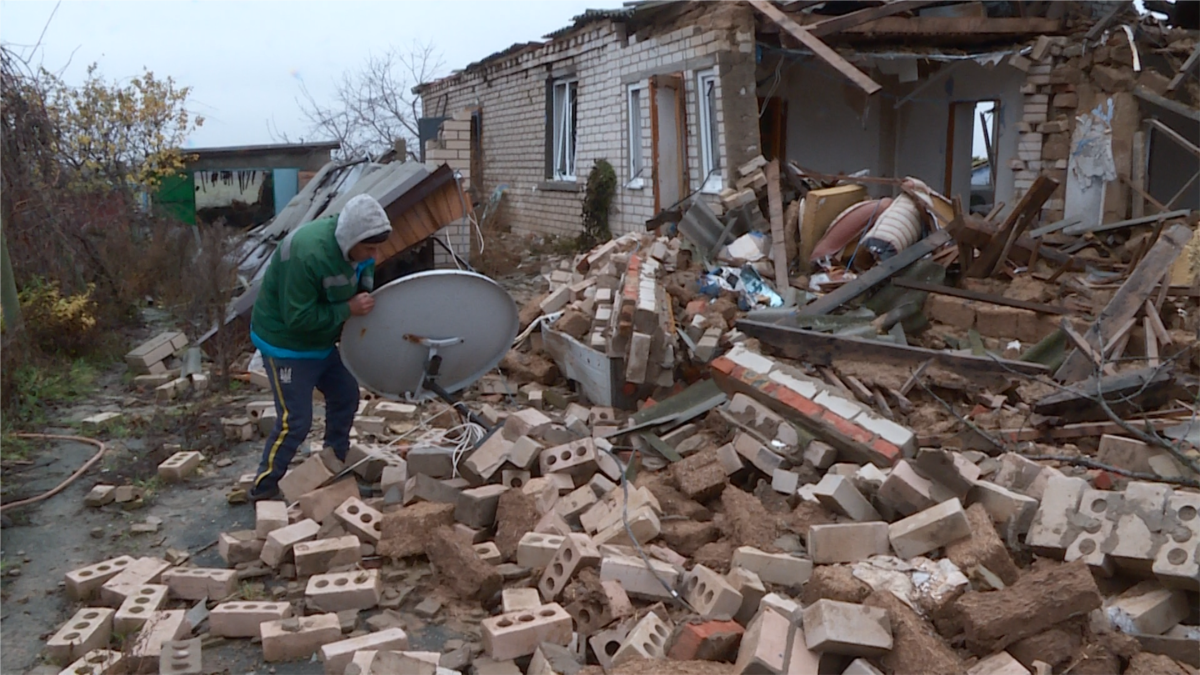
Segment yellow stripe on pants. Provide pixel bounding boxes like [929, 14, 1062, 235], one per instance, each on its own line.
[255, 356, 290, 488]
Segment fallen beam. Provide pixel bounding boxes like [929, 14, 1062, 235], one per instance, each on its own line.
[749, 0, 882, 95]
[1134, 85, 1200, 123]
[968, 175, 1057, 278]
[806, 0, 939, 36]
[920, 417, 1185, 447]
[1033, 366, 1175, 423]
[736, 319, 1049, 377]
[1055, 223, 1193, 382]
[1167, 43, 1200, 93]
[891, 278, 1070, 316]
[840, 16, 1063, 36]
[1060, 209, 1190, 236]
[799, 229, 953, 316]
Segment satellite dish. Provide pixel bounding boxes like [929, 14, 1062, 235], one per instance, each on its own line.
[339, 270, 519, 401]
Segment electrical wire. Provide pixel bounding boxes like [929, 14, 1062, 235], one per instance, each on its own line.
[593, 441, 697, 613]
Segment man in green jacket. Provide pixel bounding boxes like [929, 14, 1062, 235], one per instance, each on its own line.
[248, 194, 392, 501]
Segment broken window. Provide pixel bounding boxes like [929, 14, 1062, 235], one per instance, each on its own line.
[628, 83, 646, 188]
[552, 79, 578, 181]
[697, 69, 721, 192]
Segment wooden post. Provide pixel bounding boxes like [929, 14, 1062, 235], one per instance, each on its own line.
[0, 223, 21, 334]
[766, 160, 788, 290]
[1131, 130, 1146, 219]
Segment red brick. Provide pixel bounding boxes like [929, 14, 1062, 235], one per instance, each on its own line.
[686, 300, 709, 317]
[711, 358, 737, 376]
[869, 438, 903, 467]
[668, 620, 745, 662]
[1093, 471, 1116, 490]
[773, 388, 825, 418]
[822, 411, 875, 444]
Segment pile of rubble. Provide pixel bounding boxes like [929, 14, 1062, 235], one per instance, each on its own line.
[52, 329, 1199, 674]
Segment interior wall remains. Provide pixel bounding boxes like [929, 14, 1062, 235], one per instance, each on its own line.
[768, 54, 1024, 210]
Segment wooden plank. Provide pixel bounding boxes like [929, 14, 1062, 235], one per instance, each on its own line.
[1131, 130, 1147, 219]
[899, 359, 931, 396]
[1086, 0, 1128, 40]
[748, 0, 882, 95]
[1055, 223, 1194, 382]
[1034, 366, 1176, 424]
[1167, 43, 1200, 92]
[920, 417, 1182, 447]
[1028, 216, 1082, 239]
[1134, 85, 1200, 123]
[955, 216, 1081, 270]
[1144, 316, 1160, 367]
[806, 0, 939, 36]
[1148, 119, 1200, 159]
[1104, 316, 1139, 357]
[737, 319, 1050, 376]
[765, 159, 788, 290]
[892, 278, 1070, 315]
[1144, 300, 1173, 346]
[968, 175, 1058, 278]
[841, 16, 1062, 35]
[799, 229, 953, 316]
[1061, 209, 1190, 236]
[1061, 318, 1117, 376]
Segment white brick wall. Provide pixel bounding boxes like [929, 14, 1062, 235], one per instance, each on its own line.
[418, 17, 751, 239]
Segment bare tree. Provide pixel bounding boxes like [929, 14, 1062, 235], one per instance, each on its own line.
[296, 40, 444, 161]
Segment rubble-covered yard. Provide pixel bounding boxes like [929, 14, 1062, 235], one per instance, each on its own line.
[3, 3, 1200, 675]
[4, 170, 1196, 675]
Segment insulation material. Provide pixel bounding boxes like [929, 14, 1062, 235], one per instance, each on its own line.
[862, 178, 939, 260]
[1064, 100, 1117, 232]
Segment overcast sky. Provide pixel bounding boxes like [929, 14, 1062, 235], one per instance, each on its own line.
[0, 0, 626, 148]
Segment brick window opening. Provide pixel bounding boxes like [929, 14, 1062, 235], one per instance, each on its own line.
[627, 83, 647, 189]
[697, 69, 722, 193]
[552, 79, 578, 181]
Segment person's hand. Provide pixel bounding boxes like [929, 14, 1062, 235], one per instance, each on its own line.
[348, 293, 375, 317]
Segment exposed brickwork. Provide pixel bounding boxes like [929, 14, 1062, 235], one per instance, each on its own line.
[417, 13, 755, 238]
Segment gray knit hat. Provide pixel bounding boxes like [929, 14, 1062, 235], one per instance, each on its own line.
[335, 195, 392, 259]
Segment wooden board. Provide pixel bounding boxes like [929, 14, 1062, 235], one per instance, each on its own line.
[806, 0, 940, 36]
[841, 16, 1062, 35]
[967, 174, 1057, 277]
[1033, 366, 1174, 423]
[737, 318, 1049, 376]
[799, 229, 953, 316]
[748, 0, 882, 95]
[892, 278, 1070, 315]
[542, 326, 626, 409]
[765, 159, 788, 290]
[1055, 223, 1194, 382]
[920, 418, 1184, 447]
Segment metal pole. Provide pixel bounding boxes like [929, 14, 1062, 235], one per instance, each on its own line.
[1, 219, 22, 333]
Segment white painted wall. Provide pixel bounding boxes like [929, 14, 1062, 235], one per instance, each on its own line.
[767, 57, 1025, 208]
[894, 61, 1026, 210]
[775, 56, 885, 181]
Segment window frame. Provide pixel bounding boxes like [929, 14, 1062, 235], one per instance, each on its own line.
[626, 81, 647, 190]
[551, 78, 579, 181]
[696, 69, 722, 194]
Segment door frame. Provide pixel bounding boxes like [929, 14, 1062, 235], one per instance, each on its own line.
[649, 73, 688, 214]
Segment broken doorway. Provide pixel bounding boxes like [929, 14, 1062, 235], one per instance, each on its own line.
[649, 74, 687, 213]
[946, 100, 999, 215]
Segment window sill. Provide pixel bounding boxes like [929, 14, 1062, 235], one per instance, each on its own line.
[626, 178, 645, 190]
[700, 178, 724, 195]
[539, 180, 580, 193]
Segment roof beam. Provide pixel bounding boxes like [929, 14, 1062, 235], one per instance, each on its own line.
[749, 0, 882, 96]
[840, 16, 1063, 35]
[806, 0, 940, 37]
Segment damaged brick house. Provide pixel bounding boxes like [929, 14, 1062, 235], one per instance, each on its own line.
[416, 1, 1198, 240]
